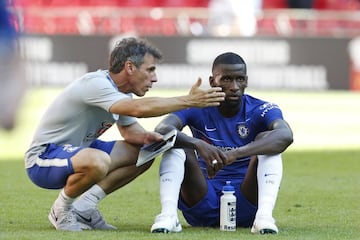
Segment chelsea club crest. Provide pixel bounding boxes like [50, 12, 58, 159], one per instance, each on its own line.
[237, 124, 249, 138]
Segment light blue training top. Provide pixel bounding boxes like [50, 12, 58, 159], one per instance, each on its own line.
[25, 69, 137, 168]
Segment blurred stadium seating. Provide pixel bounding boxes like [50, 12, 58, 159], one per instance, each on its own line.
[6, 0, 360, 91]
[9, 0, 360, 37]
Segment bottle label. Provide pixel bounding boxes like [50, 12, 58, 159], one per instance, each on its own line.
[220, 201, 236, 231]
[227, 202, 236, 223]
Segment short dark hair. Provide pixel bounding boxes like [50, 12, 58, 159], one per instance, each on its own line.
[109, 37, 163, 73]
[212, 52, 246, 73]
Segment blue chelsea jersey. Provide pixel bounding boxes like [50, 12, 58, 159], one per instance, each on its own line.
[174, 94, 284, 179]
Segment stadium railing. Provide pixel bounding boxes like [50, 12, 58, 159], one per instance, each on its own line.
[10, 6, 360, 37]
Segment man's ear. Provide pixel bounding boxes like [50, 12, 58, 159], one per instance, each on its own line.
[125, 61, 134, 74]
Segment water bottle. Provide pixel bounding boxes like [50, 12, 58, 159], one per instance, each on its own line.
[220, 181, 236, 231]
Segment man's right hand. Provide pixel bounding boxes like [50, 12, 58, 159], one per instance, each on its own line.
[187, 78, 225, 107]
[195, 140, 227, 178]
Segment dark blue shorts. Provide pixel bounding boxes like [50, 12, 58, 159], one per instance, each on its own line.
[178, 178, 257, 228]
[26, 140, 115, 189]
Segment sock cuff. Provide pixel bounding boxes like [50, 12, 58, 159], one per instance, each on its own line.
[90, 184, 106, 199]
[61, 189, 73, 201]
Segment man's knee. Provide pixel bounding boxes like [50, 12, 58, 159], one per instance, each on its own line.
[73, 148, 111, 178]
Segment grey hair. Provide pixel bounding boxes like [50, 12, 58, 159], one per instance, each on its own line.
[109, 37, 163, 73]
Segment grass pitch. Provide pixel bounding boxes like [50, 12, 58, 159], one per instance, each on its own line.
[1, 149, 359, 240]
[0, 88, 359, 240]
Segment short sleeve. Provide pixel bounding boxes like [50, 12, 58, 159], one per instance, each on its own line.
[173, 108, 200, 127]
[116, 114, 137, 126]
[255, 102, 284, 128]
[81, 73, 130, 112]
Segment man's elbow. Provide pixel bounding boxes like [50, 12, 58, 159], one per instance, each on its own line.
[280, 134, 294, 152]
[154, 123, 174, 135]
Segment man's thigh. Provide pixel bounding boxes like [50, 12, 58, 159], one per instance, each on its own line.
[26, 140, 116, 189]
[26, 143, 83, 189]
[108, 140, 141, 170]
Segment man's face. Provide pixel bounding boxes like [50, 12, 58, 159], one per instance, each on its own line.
[131, 53, 158, 97]
[210, 63, 247, 107]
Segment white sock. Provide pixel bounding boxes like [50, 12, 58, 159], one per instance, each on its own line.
[54, 189, 74, 211]
[73, 184, 106, 211]
[256, 154, 283, 219]
[159, 148, 186, 216]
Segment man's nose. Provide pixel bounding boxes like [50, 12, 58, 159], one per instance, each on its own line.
[151, 73, 158, 82]
[229, 79, 240, 90]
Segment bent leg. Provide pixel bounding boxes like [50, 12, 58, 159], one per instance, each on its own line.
[158, 149, 186, 216]
[256, 154, 283, 219]
[251, 154, 283, 234]
[72, 140, 148, 230]
[73, 140, 149, 201]
[66, 148, 111, 197]
[98, 140, 151, 194]
[151, 148, 209, 232]
[240, 155, 258, 206]
[48, 146, 112, 231]
[240, 154, 283, 234]
[151, 148, 186, 233]
[180, 149, 208, 207]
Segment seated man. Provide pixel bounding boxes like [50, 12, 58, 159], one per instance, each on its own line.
[151, 52, 293, 234]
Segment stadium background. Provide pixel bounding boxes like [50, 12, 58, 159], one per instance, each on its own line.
[7, 0, 360, 91]
[2, 0, 359, 153]
[1, 2, 359, 239]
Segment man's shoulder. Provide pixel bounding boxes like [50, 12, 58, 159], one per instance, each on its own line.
[244, 94, 277, 113]
[82, 70, 108, 81]
[244, 94, 282, 118]
[244, 94, 265, 106]
[75, 70, 117, 92]
[244, 94, 267, 104]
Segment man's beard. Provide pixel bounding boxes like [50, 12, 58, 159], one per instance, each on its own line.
[222, 98, 241, 109]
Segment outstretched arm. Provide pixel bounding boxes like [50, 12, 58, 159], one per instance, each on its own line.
[109, 78, 225, 118]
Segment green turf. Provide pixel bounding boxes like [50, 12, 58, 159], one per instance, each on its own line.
[1, 149, 359, 240]
[0, 88, 359, 239]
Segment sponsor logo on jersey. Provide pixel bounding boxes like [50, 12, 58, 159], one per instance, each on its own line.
[96, 121, 113, 136]
[84, 121, 113, 142]
[260, 102, 280, 117]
